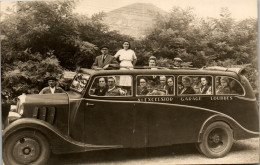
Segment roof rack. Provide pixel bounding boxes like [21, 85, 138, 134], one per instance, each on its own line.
[201, 66, 247, 75]
[133, 66, 199, 70]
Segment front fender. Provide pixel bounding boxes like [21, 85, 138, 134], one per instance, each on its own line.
[2, 118, 85, 154]
[198, 114, 259, 142]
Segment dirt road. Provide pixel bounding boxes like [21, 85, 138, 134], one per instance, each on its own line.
[47, 138, 259, 165]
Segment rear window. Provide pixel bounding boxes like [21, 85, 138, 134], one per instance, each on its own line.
[215, 76, 244, 95]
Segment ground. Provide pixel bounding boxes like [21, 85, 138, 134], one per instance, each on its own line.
[47, 138, 259, 165]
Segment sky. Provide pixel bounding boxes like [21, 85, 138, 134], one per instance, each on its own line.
[75, 0, 257, 20]
[0, 0, 258, 20]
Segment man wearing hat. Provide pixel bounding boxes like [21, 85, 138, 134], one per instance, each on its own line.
[173, 57, 183, 68]
[39, 77, 65, 94]
[92, 46, 119, 70]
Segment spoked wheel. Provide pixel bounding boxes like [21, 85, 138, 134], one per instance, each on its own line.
[198, 121, 233, 158]
[3, 130, 50, 165]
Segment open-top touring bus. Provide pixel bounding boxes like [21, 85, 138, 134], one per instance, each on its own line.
[2, 66, 259, 165]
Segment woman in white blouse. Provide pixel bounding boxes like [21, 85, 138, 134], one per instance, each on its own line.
[114, 41, 137, 86]
[114, 41, 137, 69]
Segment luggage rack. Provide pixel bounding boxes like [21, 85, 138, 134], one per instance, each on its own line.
[133, 66, 199, 70]
[201, 66, 247, 75]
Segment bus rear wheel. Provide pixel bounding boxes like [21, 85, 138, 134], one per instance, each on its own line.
[198, 121, 233, 158]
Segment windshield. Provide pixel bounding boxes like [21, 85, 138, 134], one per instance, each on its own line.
[70, 73, 90, 93]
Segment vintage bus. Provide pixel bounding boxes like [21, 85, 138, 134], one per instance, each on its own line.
[2, 67, 259, 165]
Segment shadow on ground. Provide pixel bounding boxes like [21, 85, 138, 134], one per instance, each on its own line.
[47, 140, 256, 165]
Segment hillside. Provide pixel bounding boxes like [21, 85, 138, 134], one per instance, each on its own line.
[103, 3, 167, 39]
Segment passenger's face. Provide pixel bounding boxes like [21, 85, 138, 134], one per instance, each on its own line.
[98, 78, 106, 88]
[221, 80, 228, 87]
[107, 78, 115, 87]
[48, 80, 56, 88]
[193, 78, 199, 84]
[147, 85, 153, 92]
[101, 48, 108, 55]
[201, 78, 207, 86]
[123, 42, 130, 50]
[140, 79, 147, 88]
[182, 79, 191, 88]
[149, 60, 156, 67]
[216, 79, 220, 86]
[160, 77, 166, 85]
[167, 79, 174, 87]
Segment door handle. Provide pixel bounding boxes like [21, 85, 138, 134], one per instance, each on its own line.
[86, 102, 95, 106]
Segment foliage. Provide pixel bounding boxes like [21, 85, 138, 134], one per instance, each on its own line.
[1, 2, 258, 103]
[1, 50, 63, 103]
[1, 1, 131, 102]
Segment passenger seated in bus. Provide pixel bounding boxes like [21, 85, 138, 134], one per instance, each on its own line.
[179, 76, 195, 94]
[178, 81, 184, 91]
[156, 76, 168, 94]
[147, 81, 166, 95]
[215, 77, 222, 91]
[200, 77, 212, 95]
[137, 78, 149, 95]
[191, 77, 201, 94]
[93, 77, 108, 96]
[216, 77, 231, 94]
[166, 77, 174, 95]
[105, 77, 127, 96]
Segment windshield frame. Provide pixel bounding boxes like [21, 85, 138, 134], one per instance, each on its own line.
[70, 72, 91, 93]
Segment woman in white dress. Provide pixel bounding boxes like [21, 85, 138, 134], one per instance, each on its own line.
[114, 41, 137, 69]
[114, 41, 137, 86]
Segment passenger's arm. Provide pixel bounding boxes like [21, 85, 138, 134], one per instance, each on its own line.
[107, 57, 119, 69]
[133, 59, 137, 66]
[91, 57, 99, 69]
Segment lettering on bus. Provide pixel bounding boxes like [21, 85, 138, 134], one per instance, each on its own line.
[181, 97, 201, 101]
[138, 97, 174, 102]
[210, 96, 233, 101]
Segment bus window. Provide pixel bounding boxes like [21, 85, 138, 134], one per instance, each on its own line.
[89, 75, 133, 97]
[178, 76, 212, 95]
[216, 76, 244, 95]
[136, 75, 174, 96]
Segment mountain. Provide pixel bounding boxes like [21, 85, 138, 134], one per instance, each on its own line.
[103, 3, 167, 39]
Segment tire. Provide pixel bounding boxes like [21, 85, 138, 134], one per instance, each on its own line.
[3, 129, 50, 165]
[198, 121, 233, 158]
[195, 143, 202, 154]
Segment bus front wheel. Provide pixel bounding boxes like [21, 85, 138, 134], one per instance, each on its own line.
[3, 129, 50, 165]
[198, 121, 233, 158]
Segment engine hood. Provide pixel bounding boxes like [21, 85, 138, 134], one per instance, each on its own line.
[22, 93, 69, 105]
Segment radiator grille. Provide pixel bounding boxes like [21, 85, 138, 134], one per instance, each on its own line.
[33, 107, 56, 124]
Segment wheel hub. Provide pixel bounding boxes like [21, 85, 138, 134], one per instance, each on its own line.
[208, 128, 228, 152]
[13, 137, 40, 164]
[212, 134, 220, 143]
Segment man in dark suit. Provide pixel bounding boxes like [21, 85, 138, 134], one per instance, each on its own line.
[39, 77, 65, 94]
[92, 46, 119, 70]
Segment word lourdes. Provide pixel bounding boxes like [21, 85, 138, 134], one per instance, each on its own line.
[137, 96, 233, 102]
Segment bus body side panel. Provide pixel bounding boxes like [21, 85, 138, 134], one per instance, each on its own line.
[203, 97, 259, 134]
[134, 101, 217, 147]
[133, 96, 259, 148]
